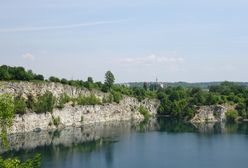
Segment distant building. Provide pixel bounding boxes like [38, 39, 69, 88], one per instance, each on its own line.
[158, 82, 164, 88]
[155, 77, 167, 89]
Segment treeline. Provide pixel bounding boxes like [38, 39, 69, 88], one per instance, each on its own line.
[0, 65, 156, 101]
[2, 65, 248, 121]
[127, 81, 248, 90]
[157, 82, 248, 121]
[0, 65, 44, 81]
[0, 65, 116, 92]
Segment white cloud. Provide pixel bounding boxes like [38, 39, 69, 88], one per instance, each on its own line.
[121, 54, 184, 65]
[22, 53, 35, 61]
[0, 19, 126, 33]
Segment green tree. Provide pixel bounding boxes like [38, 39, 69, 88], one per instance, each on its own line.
[143, 82, 148, 90]
[14, 97, 27, 115]
[60, 78, 68, 84]
[111, 90, 122, 103]
[104, 71, 115, 90]
[49, 76, 60, 83]
[0, 65, 11, 80]
[0, 94, 15, 148]
[87, 77, 94, 83]
[32, 91, 55, 113]
[138, 106, 151, 120]
[226, 110, 238, 122]
[34, 74, 44, 81]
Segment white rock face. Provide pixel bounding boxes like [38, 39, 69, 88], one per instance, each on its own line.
[191, 105, 230, 123]
[9, 98, 159, 134]
[0, 81, 106, 99]
[0, 82, 159, 134]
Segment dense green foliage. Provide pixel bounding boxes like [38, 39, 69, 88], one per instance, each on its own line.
[76, 94, 102, 106]
[225, 110, 239, 122]
[157, 82, 248, 120]
[49, 76, 60, 83]
[138, 106, 151, 120]
[104, 71, 115, 91]
[0, 65, 44, 81]
[110, 90, 122, 103]
[0, 154, 41, 168]
[31, 91, 56, 113]
[127, 81, 248, 90]
[14, 96, 27, 115]
[52, 116, 61, 127]
[0, 94, 15, 148]
[2, 65, 248, 121]
[56, 94, 71, 109]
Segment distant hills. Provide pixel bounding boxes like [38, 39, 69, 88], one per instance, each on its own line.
[123, 82, 248, 89]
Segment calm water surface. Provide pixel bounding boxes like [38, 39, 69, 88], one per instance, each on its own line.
[2, 118, 248, 168]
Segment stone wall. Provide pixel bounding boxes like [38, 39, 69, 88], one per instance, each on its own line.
[0, 82, 160, 134]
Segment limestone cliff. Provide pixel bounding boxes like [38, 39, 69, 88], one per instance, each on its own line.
[191, 105, 234, 123]
[0, 82, 159, 134]
[0, 81, 105, 99]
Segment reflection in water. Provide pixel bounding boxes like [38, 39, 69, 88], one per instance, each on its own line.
[156, 118, 248, 135]
[1, 118, 248, 167]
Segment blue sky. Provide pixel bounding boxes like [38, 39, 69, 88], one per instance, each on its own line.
[0, 0, 248, 82]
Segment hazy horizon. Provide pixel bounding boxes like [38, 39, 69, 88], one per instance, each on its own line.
[1, 0, 248, 83]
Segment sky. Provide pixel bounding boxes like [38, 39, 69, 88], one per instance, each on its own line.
[0, 0, 248, 83]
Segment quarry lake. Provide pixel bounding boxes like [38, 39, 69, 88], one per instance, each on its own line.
[2, 118, 248, 168]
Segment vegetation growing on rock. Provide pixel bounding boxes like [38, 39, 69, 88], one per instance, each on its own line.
[76, 94, 102, 106]
[225, 110, 238, 122]
[0, 94, 15, 148]
[0, 93, 41, 168]
[1, 65, 248, 121]
[138, 106, 151, 120]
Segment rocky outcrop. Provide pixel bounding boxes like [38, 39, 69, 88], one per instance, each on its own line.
[0, 82, 159, 134]
[0, 81, 106, 99]
[191, 105, 233, 123]
[9, 97, 159, 134]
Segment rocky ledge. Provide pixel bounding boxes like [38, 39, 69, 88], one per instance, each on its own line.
[191, 105, 233, 123]
[0, 82, 160, 134]
[9, 97, 159, 134]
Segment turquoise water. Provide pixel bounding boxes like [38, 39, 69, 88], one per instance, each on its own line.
[2, 118, 248, 168]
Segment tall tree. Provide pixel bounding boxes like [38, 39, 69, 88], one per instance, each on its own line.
[104, 71, 115, 90]
[87, 77, 94, 83]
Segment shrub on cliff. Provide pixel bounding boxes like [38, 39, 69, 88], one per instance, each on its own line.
[102, 94, 113, 104]
[49, 76, 60, 83]
[138, 106, 151, 120]
[57, 93, 71, 109]
[77, 94, 101, 105]
[226, 110, 238, 122]
[0, 94, 15, 148]
[14, 97, 27, 115]
[111, 90, 122, 104]
[60, 78, 68, 84]
[52, 116, 60, 127]
[33, 74, 44, 81]
[32, 91, 55, 113]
